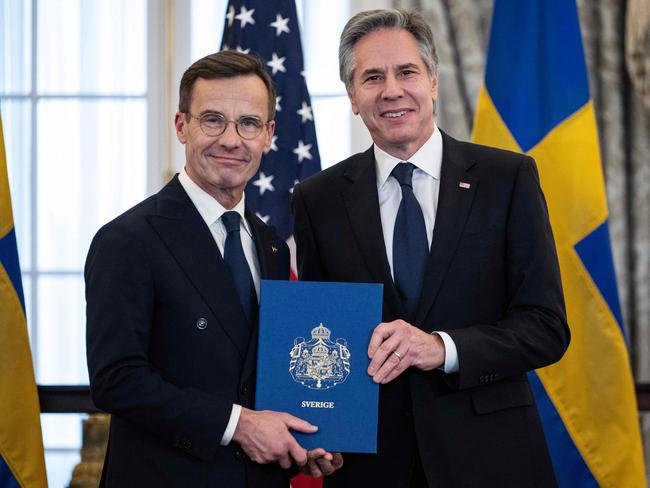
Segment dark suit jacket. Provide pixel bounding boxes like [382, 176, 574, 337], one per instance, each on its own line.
[86, 175, 291, 488]
[292, 132, 570, 488]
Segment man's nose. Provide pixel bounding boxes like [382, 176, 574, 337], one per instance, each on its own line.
[217, 120, 242, 148]
[382, 75, 403, 99]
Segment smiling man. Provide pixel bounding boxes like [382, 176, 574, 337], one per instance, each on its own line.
[292, 9, 570, 488]
[86, 51, 341, 487]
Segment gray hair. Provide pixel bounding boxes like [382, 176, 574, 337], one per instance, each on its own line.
[339, 9, 438, 92]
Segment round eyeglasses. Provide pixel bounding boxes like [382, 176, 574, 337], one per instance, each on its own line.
[186, 112, 270, 140]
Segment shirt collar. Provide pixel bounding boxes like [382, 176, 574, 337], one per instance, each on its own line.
[375, 125, 443, 189]
[178, 167, 252, 237]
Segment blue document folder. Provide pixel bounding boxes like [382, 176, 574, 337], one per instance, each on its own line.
[255, 280, 382, 453]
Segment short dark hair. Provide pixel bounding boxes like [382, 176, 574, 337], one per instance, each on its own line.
[178, 50, 276, 120]
[339, 9, 438, 92]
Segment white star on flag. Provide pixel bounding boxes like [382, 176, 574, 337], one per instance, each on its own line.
[235, 6, 255, 28]
[289, 179, 299, 194]
[226, 5, 235, 26]
[270, 14, 290, 36]
[293, 140, 313, 162]
[255, 212, 270, 224]
[296, 101, 313, 123]
[275, 96, 282, 112]
[252, 171, 275, 195]
[235, 46, 251, 54]
[270, 135, 278, 152]
[266, 52, 286, 75]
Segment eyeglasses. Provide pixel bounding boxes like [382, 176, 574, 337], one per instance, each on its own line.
[186, 112, 269, 140]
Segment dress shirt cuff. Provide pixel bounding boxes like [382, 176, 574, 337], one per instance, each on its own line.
[434, 331, 459, 373]
[220, 404, 242, 446]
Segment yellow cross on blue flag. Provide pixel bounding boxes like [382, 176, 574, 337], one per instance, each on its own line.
[0, 114, 47, 487]
[473, 1, 646, 486]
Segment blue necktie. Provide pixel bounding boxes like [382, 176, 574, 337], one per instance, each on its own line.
[392, 162, 428, 322]
[222, 211, 257, 325]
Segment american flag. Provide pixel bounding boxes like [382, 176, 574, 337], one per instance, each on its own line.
[221, 0, 321, 279]
[221, 2, 324, 487]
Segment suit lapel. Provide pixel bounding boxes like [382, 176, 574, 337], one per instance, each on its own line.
[146, 176, 251, 358]
[248, 209, 286, 281]
[416, 132, 478, 326]
[241, 211, 288, 383]
[342, 147, 403, 319]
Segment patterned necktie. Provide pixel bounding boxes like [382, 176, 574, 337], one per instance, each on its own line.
[222, 211, 257, 324]
[392, 162, 428, 322]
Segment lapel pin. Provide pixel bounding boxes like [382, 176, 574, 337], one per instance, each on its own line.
[459, 181, 471, 189]
[271, 245, 278, 253]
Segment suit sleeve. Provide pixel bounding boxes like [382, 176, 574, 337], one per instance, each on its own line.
[85, 221, 232, 462]
[447, 156, 570, 390]
[292, 183, 325, 281]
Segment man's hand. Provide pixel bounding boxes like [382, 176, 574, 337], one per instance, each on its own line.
[301, 449, 344, 478]
[232, 408, 317, 469]
[367, 320, 445, 384]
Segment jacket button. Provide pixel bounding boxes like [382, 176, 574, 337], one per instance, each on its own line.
[240, 385, 249, 395]
[196, 318, 208, 330]
[235, 450, 244, 459]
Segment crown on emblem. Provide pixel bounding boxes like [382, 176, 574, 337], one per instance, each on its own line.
[311, 323, 331, 340]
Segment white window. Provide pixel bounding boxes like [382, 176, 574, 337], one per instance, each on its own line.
[1, 0, 147, 484]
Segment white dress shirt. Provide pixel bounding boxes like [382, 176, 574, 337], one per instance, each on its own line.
[374, 126, 459, 373]
[178, 168, 259, 446]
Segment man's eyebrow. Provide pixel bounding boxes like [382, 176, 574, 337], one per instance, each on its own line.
[359, 63, 421, 78]
[197, 110, 223, 116]
[396, 63, 420, 71]
[359, 67, 385, 77]
[198, 110, 264, 120]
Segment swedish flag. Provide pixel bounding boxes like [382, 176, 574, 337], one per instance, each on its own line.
[0, 114, 47, 487]
[473, 1, 646, 486]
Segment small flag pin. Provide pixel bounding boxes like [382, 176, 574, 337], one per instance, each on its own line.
[459, 181, 471, 189]
[271, 245, 278, 253]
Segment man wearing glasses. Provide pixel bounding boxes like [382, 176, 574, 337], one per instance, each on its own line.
[86, 51, 341, 487]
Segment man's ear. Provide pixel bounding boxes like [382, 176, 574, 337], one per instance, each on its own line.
[348, 90, 359, 115]
[430, 73, 438, 103]
[263, 120, 276, 154]
[174, 112, 188, 144]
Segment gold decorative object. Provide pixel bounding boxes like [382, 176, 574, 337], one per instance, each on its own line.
[69, 414, 110, 488]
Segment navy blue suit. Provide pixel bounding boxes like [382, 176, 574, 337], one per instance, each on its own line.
[292, 132, 570, 487]
[86, 175, 291, 487]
